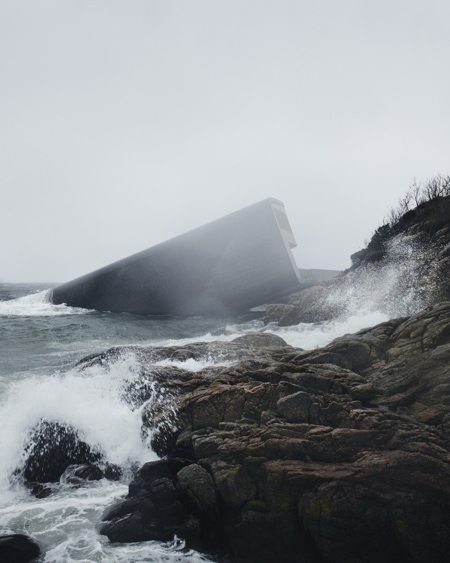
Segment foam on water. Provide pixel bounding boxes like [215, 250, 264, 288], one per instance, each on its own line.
[154, 357, 235, 372]
[273, 311, 390, 350]
[0, 481, 212, 562]
[153, 331, 238, 348]
[0, 334, 217, 561]
[0, 351, 160, 506]
[0, 289, 90, 317]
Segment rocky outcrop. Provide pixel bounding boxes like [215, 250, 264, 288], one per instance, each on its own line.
[20, 420, 122, 488]
[298, 301, 450, 425]
[100, 303, 450, 562]
[16, 334, 292, 492]
[265, 194, 450, 326]
[264, 282, 336, 326]
[100, 458, 205, 548]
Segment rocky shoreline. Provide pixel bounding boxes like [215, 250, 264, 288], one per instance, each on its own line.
[57, 302, 450, 562]
[8, 302, 450, 562]
[5, 191, 450, 563]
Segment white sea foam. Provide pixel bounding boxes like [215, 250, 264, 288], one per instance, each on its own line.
[0, 289, 90, 317]
[254, 235, 430, 350]
[154, 357, 235, 372]
[271, 311, 390, 350]
[0, 344, 215, 561]
[0, 351, 159, 506]
[153, 331, 237, 348]
[0, 482, 212, 562]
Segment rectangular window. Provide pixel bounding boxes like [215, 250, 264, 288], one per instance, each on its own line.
[274, 208, 293, 233]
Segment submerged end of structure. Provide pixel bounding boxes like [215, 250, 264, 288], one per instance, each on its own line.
[52, 198, 336, 316]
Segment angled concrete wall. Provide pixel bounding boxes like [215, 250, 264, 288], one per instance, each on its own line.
[51, 198, 303, 316]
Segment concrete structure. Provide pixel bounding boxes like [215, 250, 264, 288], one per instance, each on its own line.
[298, 268, 341, 283]
[51, 199, 328, 316]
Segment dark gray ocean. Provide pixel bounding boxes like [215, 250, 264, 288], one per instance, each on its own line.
[0, 283, 269, 562]
[0, 266, 419, 561]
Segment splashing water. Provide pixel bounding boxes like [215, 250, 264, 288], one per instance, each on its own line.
[265, 234, 436, 349]
[325, 235, 433, 319]
[0, 289, 90, 317]
[154, 357, 235, 372]
[0, 351, 159, 504]
[0, 340, 213, 562]
[274, 311, 390, 350]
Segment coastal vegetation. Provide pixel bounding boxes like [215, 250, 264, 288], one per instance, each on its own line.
[351, 174, 450, 267]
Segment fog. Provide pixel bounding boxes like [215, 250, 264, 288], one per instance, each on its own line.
[1, 1, 449, 283]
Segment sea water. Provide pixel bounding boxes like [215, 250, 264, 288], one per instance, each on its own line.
[0, 243, 428, 562]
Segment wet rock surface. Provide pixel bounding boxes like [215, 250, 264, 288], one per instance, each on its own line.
[20, 420, 122, 487]
[21, 421, 103, 483]
[99, 303, 450, 562]
[100, 458, 205, 549]
[0, 534, 41, 563]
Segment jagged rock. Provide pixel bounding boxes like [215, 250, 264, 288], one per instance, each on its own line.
[299, 301, 450, 428]
[0, 534, 41, 563]
[231, 332, 291, 348]
[277, 390, 311, 422]
[100, 458, 203, 549]
[65, 462, 122, 483]
[177, 463, 222, 549]
[21, 421, 102, 483]
[19, 421, 124, 487]
[98, 302, 450, 561]
[26, 482, 55, 499]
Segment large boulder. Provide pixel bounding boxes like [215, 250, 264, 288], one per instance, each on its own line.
[100, 458, 205, 550]
[20, 420, 121, 486]
[0, 534, 40, 563]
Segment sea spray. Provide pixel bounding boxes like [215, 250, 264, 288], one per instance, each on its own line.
[273, 310, 390, 350]
[267, 234, 438, 349]
[0, 289, 90, 317]
[0, 483, 213, 562]
[0, 306, 220, 562]
[324, 234, 435, 319]
[154, 357, 235, 372]
[0, 351, 161, 505]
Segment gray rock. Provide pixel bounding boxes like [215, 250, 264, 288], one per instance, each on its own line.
[277, 391, 311, 422]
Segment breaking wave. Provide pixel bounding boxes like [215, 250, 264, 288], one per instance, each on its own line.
[324, 235, 434, 319]
[265, 234, 437, 349]
[0, 289, 90, 317]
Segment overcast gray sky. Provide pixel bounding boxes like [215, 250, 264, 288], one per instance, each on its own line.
[1, 0, 449, 283]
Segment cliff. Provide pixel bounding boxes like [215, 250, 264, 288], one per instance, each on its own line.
[265, 192, 450, 327]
